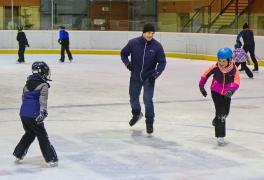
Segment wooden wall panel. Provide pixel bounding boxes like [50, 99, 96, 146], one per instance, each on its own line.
[90, 2, 129, 30]
[0, 0, 40, 6]
[251, 0, 264, 13]
[159, 0, 264, 13]
[158, 1, 208, 13]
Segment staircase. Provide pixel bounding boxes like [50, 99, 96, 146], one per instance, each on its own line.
[209, 0, 254, 33]
[181, 0, 256, 33]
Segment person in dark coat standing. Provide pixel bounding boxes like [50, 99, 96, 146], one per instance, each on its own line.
[58, 26, 73, 62]
[16, 26, 29, 63]
[121, 23, 167, 134]
[236, 23, 258, 72]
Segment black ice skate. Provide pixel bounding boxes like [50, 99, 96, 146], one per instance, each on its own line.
[129, 112, 143, 127]
[146, 123, 153, 134]
[212, 118, 216, 126]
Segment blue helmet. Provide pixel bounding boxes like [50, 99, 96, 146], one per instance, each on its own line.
[217, 48, 233, 60]
[32, 61, 51, 81]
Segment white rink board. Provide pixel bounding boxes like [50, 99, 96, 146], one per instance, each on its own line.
[1, 30, 264, 58]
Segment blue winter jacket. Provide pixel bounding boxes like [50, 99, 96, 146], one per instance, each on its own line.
[59, 30, 70, 45]
[20, 75, 49, 118]
[59, 30, 69, 41]
[121, 36, 166, 81]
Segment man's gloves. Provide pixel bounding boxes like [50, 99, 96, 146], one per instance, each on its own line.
[26, 44, 30, 47]
[199, 86, 207, 97]
[224, 89, 234, 99]
[35, 110, 48, 124]
[58, 39, 62, 44]
[149, 76, 156, 83]
[126, 63, 133, 71]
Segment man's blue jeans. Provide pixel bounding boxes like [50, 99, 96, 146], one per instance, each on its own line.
[129, 78, 155, 124]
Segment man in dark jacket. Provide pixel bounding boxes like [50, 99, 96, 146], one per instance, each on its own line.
[58, 26, 73, 62]
[121, 23, 166, 134]
[16, 26, 29, 63]
[236, 23, 258, 72]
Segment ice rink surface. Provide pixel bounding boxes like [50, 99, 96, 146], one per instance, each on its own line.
[0, 54, 263, 180]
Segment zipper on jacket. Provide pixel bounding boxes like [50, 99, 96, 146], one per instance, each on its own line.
[140, 42, 147, 82]
[221, 72, 225, 94]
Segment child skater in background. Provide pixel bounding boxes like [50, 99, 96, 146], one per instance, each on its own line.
[13, 61, 58, 167]
[199, 48, 240, 146]
[233, 43, 253, 78]
[58, 26, 73, 63]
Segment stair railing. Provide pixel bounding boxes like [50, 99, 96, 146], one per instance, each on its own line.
[208, 0, 234, 32]
[181, 6, 206, 32]
[217, 0, 256, 34]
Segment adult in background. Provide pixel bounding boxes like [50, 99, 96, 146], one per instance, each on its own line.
[236, 23, 258, 72]
[121, 23, 167, 134]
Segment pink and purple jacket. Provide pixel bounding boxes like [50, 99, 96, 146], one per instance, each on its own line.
[199, 63, 240, 95]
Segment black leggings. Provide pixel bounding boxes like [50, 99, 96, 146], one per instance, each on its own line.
[60, 44, 73, 62]
[235, 62, 253, 78]
[13, 117, 58, 162]
[243, 45, 258, 70]
[18, 45, 26, 62]
[211, 91, 231, 137]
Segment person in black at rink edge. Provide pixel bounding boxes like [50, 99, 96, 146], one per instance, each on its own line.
[236, 23, 258, 72]
[16, 26, 29, 63]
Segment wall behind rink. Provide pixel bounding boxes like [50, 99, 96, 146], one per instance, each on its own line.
[0, 30, 264, 58]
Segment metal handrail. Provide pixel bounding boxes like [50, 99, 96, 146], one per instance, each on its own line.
[208, 0, 233, 32]
[181, 8, 203, 32]
[210, 0, 234, 28]
[216, 0, 256, 33]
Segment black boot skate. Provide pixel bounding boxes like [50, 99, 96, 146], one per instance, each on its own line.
[146, 122, 153, 134]
[129, 112, 143, 127]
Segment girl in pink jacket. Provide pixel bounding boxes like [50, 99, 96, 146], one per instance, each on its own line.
[199, 48, 240, 146]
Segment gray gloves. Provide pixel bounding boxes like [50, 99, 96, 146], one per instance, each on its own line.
[35, 110, 48, 124]
[224, 89, 234, 99]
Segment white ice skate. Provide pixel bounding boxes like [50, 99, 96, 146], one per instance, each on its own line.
[47, 161, 58, 167]
[14, 158, 23, 164]
[217, 137, 225, 146]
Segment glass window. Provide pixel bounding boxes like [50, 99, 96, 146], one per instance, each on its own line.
[20, 7, 40, 30]
[0, 0, 263, 35]
[0, 7, 4, 30]
[129, 0, 157, 31]
[43, 0, 89, 30]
